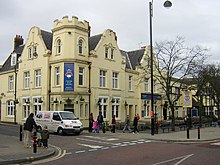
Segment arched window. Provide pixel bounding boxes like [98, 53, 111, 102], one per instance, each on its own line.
[78, 39, 83, 55]
[56, 39, 61, 54]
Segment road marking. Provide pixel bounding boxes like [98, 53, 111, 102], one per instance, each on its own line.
[153, 154, 194, 165]
[78, 143, 103, 149]
[211, 142, 220, 145]
[83, 135, 119, 141]
[89, 149, 98, 152]
[76, 137, 116, 145]
[75, 150, 86, 154]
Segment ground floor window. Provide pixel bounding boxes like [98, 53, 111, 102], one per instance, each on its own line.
[22, 98, 30, 119]
[98, 97, 108, 118]
[7, 100, 14, 116]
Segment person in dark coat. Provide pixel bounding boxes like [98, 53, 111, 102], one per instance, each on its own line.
[111, 115, 116, 133]
[97, 111, 104, 133]
[23, 113, 37, 148]
[133, 115, 139, 134]
[89, 113, 94, 132]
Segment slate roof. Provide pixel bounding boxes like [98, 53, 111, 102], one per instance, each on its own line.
[89, 34, 102, 51]
[0, 45, 24, 72]
[126, 49, 145, 70]
[41, 30, 53, 50]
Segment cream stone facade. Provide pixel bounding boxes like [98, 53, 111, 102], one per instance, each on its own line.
[0, 16, 190, 128]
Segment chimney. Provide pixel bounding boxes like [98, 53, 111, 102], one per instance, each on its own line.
[14, 35, 24, 50]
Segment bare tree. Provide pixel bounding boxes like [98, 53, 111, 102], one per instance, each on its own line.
[153, 36, 208, 131]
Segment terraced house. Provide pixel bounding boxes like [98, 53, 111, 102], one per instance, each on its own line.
[0, 16, 186, 127]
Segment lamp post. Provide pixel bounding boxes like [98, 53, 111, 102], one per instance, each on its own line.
[11, 52, 18, 124]
[149, 0, 172, 135]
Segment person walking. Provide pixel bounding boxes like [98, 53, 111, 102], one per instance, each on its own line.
[123, 115, 132, 133]
[97, 111, 104, 133]
[133, 115, 139, 134]
[23, 113, 38, 148]
[111, 115, 116, 133]
[42, 125, 49, 148]
[89, 113, 94, 132]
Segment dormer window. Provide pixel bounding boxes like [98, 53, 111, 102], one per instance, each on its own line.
[28, 47, 32, 59]
[78, 39, 83, 55]
[56, 39, 61, 55]
[111, 48, 114, 59]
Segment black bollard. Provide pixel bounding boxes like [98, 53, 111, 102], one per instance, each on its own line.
[33, 131, 37, 153]
[19, 125, 22, 141]
[198, 127, 200, 139]
[187, 127, 190, 139]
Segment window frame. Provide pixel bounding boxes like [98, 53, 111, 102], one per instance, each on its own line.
[8, 75, 14, 91]
[56, 39, 61, 55]
[24, 71, 30, 89]
[112, 72, 119, 89]
[35, 69, 41, 88]
[7, 100, 15, 116]
[99, 70, 107, 88]
[78, 39, 83, 55]
[55, 67, 60, 86]
[78, 67, 84, 86]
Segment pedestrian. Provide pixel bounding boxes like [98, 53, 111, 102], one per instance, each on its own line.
[133, 115, 139, 134]
[23, 113, 38, 148]
[123, 115, 132, 133]
[89, 113, 94, 132]
[97, 111, 104, 133]
[111, 115, 116, 133]
[36, 125, 42, 147]
[42, 125, 49, 148]
[92, 120, 99, 133]
[137, 113, 140, 121]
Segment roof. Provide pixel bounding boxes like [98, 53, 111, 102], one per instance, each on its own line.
[41, 30, 53, 50]
[127, 49, 145, 70]
[0, 45, 24, 72]
[89, 34, 102, 51]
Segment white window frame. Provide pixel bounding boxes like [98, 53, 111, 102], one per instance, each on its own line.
[78, 67, 84, 86]
[35, 69, 41, 87]
[112, 72, 119, 89]
[144, 78, 149, 92]
[7, 100, 15, 116]
[111, 97, 120, 118]
[105, 47, 108, 58]
[24, 71, 30, 89]
[55, 67, 60, 86]
[100, 70, 106, 88]
[110, 48, 114, 59]
[98, 97, 108, 119]
[33, 97, 42, 115]
[28, 47, 32, 59]
[78, 39, 83, 55]
[8, 75, 14, 91]
[22, 97, 30, 119]
[56, 39, 61, 55]
[128, 76, 132, 91]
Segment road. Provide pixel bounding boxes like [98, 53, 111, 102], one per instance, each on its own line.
[1, 124, 220, 165]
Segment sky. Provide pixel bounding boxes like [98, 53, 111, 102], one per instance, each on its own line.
[0, 0, 219, 64]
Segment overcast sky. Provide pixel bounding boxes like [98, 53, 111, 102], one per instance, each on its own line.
[0, 0, 219, 64]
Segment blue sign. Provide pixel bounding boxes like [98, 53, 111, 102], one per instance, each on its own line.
[64, 63, 74, 91]
[141, 93, 161, 100]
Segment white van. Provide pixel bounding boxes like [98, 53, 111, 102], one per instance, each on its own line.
[35, 111, 83, 135]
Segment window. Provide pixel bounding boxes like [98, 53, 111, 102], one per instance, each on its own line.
[112, 72, 119, 89]
[128, 76, 132, 91]
[28, 47, 32, 59]
[8, 75, 14, 91]
[56, 39, 61, 54]
[78, 39, 83, 54]
[111, 98, 119, 118]
[33, 97, 42, 115]
[143, 101, 150, 117]
[35, 69, 41, 87]
[23, 98, 30, 119]
[105, 47, 108, 58]
[24, 71, 30, 89]
[144, 78, 149, 92]
[110, 48, 114, 59]
[55, 67, 60, 86]
[100, 70, 106, 87]
[98, 97, 108, 118]
[7, 100, 14, 116]
[33, 46, 37, 57]
[79, 67, 84, 86]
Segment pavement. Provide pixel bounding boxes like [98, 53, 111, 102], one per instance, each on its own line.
[0, 123, 220, 165]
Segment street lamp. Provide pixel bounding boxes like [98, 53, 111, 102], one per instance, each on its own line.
[149, 0, 172, 135]
[11, 52, 18, 124]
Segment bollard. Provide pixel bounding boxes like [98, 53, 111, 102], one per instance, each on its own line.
[19, 125, 22, 141]
[33, 131, 37, 153]
[198, 127, 200, 139]
[187, 127, 190, 139]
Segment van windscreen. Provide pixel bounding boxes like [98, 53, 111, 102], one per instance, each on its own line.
[60, 112, 77, 120]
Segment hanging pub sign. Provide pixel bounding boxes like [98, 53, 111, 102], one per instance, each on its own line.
[182, 90, 192, 108]
[64, 63, 74, 91]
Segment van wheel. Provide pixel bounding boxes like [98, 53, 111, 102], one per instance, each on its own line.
[57, 128, 64, 135]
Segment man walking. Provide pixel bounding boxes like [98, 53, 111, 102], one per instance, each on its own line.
[123, 115, 132, 133]
[23, 113, 37, 148]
